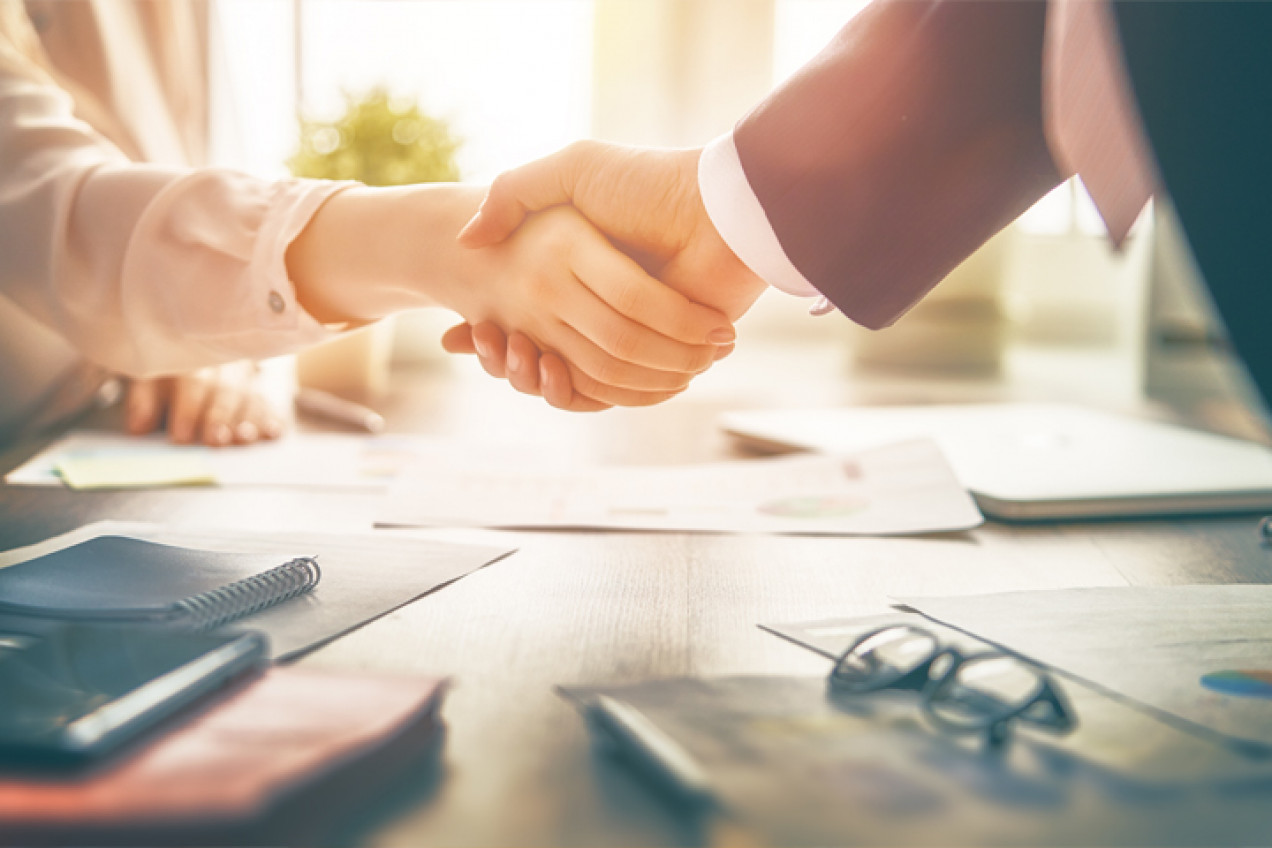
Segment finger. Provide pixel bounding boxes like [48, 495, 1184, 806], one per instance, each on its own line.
[125, 378, 166, 434]
[557, 273, 719, 376]
[559, 355, 686, 408]
[572, 371, 684, 408]
[168, 373, 213, 444]
[571, 237, 735, 349]
[540, 352, 610, 412]
[440, 322, 478, 355]
[540, 352, 573, 409]
[456, 143, 589, 248]
[505, 332, 542, 395]
[231, 392, 283, 444]
[260, 411, 285, 440]
[200, 382, 244, 447]
[546, 315, 695, 394]
[471, 322, 510, 379]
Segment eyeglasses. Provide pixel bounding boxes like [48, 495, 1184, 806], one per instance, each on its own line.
[828, 625, 1076, 748]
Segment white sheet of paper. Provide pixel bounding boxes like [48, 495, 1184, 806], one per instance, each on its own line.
[378, 439, 982, 536]
[897, 586, 1272, 753]
[4, 431, 446, 489]
[763, 611, 1272, 784]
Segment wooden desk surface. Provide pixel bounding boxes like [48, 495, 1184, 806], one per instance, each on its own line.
[2, 341, 1270, 846]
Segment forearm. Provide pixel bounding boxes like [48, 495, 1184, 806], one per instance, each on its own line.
[0, 65, 347, 376]
[731, 0, 1062, 328]
[286, 183, 487, 325]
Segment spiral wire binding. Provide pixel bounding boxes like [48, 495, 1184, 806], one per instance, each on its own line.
[171, 556, 321, 631]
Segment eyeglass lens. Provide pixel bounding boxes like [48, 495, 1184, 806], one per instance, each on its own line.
[832, 626, 939, 691]
[925, 654, 1045, 733]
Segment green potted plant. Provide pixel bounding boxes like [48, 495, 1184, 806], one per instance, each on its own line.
[288, 88, 462, 402]
[289, 87, 461, 186]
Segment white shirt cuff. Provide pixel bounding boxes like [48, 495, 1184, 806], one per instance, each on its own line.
[698, 133, 825, 305]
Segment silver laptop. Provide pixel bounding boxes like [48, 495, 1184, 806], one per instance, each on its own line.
[720, 402, 1272, 521]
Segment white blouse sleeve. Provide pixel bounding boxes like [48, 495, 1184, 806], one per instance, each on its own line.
[0, 52, 350, 377]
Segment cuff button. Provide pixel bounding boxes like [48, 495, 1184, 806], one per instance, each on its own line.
[268, 290, 286, 314]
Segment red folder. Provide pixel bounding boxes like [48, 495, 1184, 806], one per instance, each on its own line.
[0, 667, 447, 845]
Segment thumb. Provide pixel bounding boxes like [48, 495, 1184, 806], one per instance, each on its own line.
[456, 144, 586, 248]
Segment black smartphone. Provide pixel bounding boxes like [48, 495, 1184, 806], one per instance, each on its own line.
[0, 615, 267, 767]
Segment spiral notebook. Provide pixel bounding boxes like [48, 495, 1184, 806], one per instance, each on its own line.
[0, 535, 320, 631]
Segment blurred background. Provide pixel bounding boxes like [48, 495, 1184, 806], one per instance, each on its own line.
[206, 0, 1257, 437]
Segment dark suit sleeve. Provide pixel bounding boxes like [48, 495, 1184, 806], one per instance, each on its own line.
[1114, 2, 1272, 407]
[733, 0, 1062, 329]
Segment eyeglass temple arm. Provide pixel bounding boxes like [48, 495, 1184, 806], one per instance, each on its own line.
[1027, 678, 1078, 732]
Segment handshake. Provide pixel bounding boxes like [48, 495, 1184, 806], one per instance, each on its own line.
[440, 142, 770, 412]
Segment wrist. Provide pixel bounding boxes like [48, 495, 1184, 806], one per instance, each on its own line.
[287, 183, 485, 324]
[697, 134, 806, 308]
[678, 147, 768, 320]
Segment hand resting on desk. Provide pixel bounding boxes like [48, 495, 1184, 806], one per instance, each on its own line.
[123, 363, 285, 447]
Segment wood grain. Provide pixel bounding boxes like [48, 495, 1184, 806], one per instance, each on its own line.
[1, 342, 1269, 846]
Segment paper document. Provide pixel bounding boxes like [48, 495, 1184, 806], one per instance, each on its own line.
[5, 431, 444, 490]
[765, 611, 1272, 783]
[378, 439, 982, 536]
[563, 674, 1272, 846]
[896, 586, 1272, 754]
[0, 521, 514, 659]
[720, 402, 1272, 520]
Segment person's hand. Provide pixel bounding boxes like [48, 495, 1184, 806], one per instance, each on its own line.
[460, 141, 764, 319]
[441, 321, 733, 411]
[444, 203, 736, 408]
[287, 183, 734, 410]
[124, 362, 286, 446]
[449, 142, 765, 409]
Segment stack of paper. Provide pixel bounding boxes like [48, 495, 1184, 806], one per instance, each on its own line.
[562, 596, 1272, 846]
[563, 669, 1272, 847]
[893, 585, 1272, 755]
[378, 439, 982, 536]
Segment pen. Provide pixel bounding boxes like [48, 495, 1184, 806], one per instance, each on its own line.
[583, 694, 716, 809]
[294, 388, 385, 434]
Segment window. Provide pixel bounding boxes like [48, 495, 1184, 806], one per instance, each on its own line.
[210, 0, 593, 182]
[208, 0, 1141, 354]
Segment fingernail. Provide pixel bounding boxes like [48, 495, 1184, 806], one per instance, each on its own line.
[235, 421, 260, 443]
[474, 335, 492, 359]
[456, 209, 484, 244]
[713, 342, 735, 361]
[262, 418, 283, 439]
[507, 347, 522, 373]
[540, 362, 557, 403]
[211, 423, 232, 446]
[708, 327, 735, 344]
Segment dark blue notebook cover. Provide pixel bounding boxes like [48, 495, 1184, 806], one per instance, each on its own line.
[0, 536, 317, 625]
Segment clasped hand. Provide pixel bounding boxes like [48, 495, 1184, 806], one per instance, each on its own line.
[444, 142, 767, 411]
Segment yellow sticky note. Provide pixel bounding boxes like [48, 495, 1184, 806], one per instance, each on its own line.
[55, 453, 217, 490]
